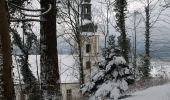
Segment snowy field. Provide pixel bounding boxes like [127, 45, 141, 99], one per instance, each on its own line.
[122, 83, 170, 100]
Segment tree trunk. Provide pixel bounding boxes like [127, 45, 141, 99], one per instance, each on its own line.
[0, 0, 15, 99]
[40, 0, 61, 99]
[114, 0, 129, 63]
[120, 1, 128, 63]
[144, 0, 151, 78]
[77, 35, 84, 85]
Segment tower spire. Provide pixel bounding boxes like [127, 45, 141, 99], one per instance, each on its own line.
[81, 0, 92, 20]
[81, 0, 97, 32]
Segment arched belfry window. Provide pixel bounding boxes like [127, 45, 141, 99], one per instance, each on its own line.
[86, 61, 91, 69]
[86, 44, 91, 53]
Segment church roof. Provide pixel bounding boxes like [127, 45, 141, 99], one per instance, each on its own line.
[82, 19, 92, 26]
[13, 55, 79, 84]
[58, 55, 79, 83]
[82, 1, 91, 4]
[81, 32, 99, 36]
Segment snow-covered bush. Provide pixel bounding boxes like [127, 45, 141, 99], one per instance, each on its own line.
[81, 56, 131, 100]
[81, 35, 132, 100]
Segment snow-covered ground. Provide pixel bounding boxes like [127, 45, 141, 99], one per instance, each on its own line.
[150, 59, 170, 78]
[122, 83, 170, 100]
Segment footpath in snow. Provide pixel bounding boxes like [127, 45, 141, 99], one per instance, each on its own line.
[122, 83, 170, 100]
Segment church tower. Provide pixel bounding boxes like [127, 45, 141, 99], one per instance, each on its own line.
[76, 0, 99, 83]
[80, 0, 97, 32]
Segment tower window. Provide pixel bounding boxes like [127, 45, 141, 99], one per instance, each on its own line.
[86, 61, 91, 69]
[86, 44, 91, 53]
[66, 89, 72, 100]
[85, 7, 88, 14]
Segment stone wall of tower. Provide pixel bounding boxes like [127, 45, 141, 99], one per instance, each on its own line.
[81, 34, 99, 83]
[74, 33, 99, 82]
[82, 35, 99, 57]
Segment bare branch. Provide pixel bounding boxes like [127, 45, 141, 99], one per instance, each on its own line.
[19, 4, 52, 17]
[10, 18, 45, 22]
[9, 3, 45, 11]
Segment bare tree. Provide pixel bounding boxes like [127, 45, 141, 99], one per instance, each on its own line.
[98, 0, 115, 55]
[137, 0, 168, 78]
[58, 0, 85, 85]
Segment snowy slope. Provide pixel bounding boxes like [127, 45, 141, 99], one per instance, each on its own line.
[122, 83, 170, 100]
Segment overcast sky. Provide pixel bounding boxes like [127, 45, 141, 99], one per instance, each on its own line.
[89, 0, 170, 61]
[22, 0, 170, 61]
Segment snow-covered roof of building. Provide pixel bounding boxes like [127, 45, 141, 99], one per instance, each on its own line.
[58, 55, 79, 83]
[82, 19, 92, 26]
[81, 32, 99, 36]
[13, 55, 79, 84]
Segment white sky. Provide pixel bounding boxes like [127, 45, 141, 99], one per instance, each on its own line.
[15, 0, 170, 60]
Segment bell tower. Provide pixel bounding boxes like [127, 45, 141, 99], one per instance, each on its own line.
[81, 0, 92, 20]
[78, 0, 99, 82]
[81, 0, 97, 32]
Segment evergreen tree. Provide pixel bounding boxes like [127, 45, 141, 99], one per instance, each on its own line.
[102, 35, 118, 58]
[81, 35, 132, 100]
[114, 0, 129, 63]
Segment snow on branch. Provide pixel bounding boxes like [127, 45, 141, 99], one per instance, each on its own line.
[9, 3, 45, 11]
[10, 18, 45, 22]
[19, 4, 52, 17]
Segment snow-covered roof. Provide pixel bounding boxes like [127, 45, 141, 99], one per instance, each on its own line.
[82, 19, 92, 26]
[81, 32, 99, 36]
[13, 55, 79, 84]
[58, 55, 79, 83]
[82, 1, 91, 5]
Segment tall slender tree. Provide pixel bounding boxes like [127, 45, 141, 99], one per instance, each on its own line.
[143, 0, 151, 78]
[98, 0, 115, 59]
[59, 0, 85, 85]
[40, 0, 61, 99]
[136, 0, 167, 79]
[114, 0, 129, 63]
[0, 0, 15, 99]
